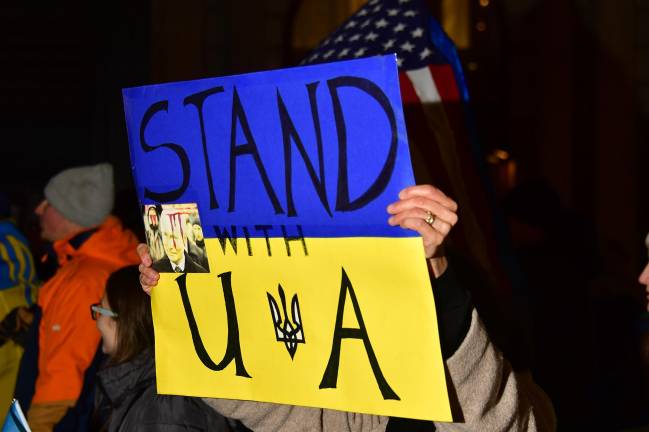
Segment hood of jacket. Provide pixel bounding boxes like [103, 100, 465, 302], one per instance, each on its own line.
[52, 216, 139, 268]
[97, 349, 155, 408]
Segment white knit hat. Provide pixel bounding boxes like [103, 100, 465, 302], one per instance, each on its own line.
[44, 163, 114, 227]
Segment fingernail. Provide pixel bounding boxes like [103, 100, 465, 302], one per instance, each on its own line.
[388, 217, 395, 225]
[386, 204, 394, 212]
[398, 189, 406, 199]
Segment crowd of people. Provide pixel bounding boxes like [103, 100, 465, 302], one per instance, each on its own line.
[0, 161, 646, 431]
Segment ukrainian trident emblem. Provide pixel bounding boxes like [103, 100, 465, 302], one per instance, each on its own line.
[267, 285, 305, 359]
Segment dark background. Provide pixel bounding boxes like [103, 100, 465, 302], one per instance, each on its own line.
[2, 0, 648, 428]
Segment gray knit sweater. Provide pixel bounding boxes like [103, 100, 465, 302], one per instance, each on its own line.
[202, 309, 556, 431]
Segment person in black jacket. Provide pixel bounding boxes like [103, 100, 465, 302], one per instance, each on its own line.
[91, 265, 227, 431]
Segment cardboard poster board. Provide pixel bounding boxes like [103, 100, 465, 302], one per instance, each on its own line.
[123, 55, 451, 421]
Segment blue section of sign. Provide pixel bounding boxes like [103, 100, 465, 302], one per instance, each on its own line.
[123, 56, 417, 238]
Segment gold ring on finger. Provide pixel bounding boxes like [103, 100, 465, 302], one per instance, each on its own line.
[424, 211, 436, 227]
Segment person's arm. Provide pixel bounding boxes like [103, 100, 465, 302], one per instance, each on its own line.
[385, 186, 555, 431]
[28, 277, 102, 430]
[210, 307, 556, 432]
[27, 402, 74, 432]
[436, 309, 556, 432]
[202, 399, 388, 432]
[389, 266, 555, 432]
[430, 260, 473, 360]
[386, 256, 473, 432]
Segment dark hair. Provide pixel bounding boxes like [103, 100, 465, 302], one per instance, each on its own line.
[187, 213, 201, 226]
[104, 265, 154, 364]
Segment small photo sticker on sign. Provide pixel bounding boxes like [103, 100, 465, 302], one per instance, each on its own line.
[142, 203, 210, 274]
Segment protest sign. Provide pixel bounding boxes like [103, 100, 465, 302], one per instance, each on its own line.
[2, 400, 30, 432]
[123, 55, 451, 421]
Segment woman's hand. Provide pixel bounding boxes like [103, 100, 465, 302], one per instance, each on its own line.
[387, 184, 458, 277]
[137, 243, 160, 296]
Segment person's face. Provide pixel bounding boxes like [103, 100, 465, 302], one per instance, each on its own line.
[184, 220, 194, 242]
[34, 200, 71, 242]
[147, 208, 159, 231]
[96, 296, 118, 355]
[192, 224, 204, 242]
[639, 261, 649, 308]
[160, 216, 184, 264]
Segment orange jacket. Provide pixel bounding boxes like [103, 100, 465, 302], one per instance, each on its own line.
[32, 216, 139, 403]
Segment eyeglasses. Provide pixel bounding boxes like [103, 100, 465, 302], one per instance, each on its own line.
[90, 303, 118, 320]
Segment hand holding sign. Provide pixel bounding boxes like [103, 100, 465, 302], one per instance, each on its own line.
[387, 185, 458, 277]
[137, 243, 159, 295]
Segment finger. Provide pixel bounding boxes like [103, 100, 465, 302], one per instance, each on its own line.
[430, 217, 452, 236]
[395, 213, 451, 240]
[139, 273, 157, 295]
[399, 184, 451, 204]
[137, 243, 152, 266]
[399, 185, 458, 212]
[140, 276, 153, 296]
[403, 186, 458, 214]
[398, 215, 433, 238]
[388, 207, 451, 236]
[139, 265, 159, 283]
[136, 243, 149, 257]
[140, 276, 157, 289]
[388, 207, 428, 225]
[142, 267, 160, 282]
[388, 208, 453, 236]
[387, 198, 458, 227]
[138, 262, 158, 278]
[398, 217, 445, 257]
[388, 198, 457, 227]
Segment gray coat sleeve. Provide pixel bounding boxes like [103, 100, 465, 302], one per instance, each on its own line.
[201, 399, 388, 432]
[436, 309, 556, 432]
[202, 309, 555, 432]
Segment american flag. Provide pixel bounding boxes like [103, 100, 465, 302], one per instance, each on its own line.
[302, 0, 440, 71]
[302, 0, 511, 294]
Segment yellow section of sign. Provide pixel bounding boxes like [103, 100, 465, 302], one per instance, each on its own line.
[152, 236, 451, 421]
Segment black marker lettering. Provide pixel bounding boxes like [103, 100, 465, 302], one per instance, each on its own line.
[213, 225, 238, 255]
[176, 272, 251, 378]
[229, 87, 284, 214]
[278, 85, 331, 217]
[184, 86, 225, 209]
[254, 225, 273, 256]
[327, 77, 398, 212]
[242, 226, 253, 256]
[281, 225, 308, 256]
[320, 268, 399, 400]
[139, 101, 190, 202]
